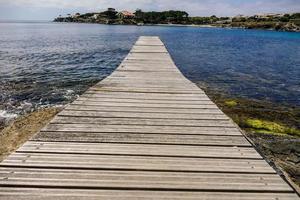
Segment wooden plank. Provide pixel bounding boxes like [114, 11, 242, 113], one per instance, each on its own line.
[87, 88, 204, 95]
[76, 98, 215, 105]
[106, 75, 186, 81]
[51, 117, 232, 126]
[131, 49, 168, 53]
[74, 99, 216, 106]
[84, 90, 206, 97]
[0, 169, 292, 192]
[134, 42, 164, 46]
[80, 93, 211, 100]
[81, 93, 211, 101]
[97, 81, 194, 86]
[95, 80, 193, 86]
[1, 153, 272, 173]
[42, 124, 243, 135]
[58, 110, 228, 120]
[16, 142, 262, 159]
[51, 116, 233, 127]
[32, 131, 251, 147]
[1, 189, 298, 200]
[91, 85, 203, 91]
[70, 102, 218, 109]
[32, 132, 251, 146]
[128, 52, 171, 57]
[119, 65, 178, 70]
[65, 105, 223, 114]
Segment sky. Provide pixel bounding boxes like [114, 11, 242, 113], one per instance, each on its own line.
[0, 0, 299, 20]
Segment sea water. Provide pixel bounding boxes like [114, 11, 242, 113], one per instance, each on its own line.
[0, 22, 299, 119]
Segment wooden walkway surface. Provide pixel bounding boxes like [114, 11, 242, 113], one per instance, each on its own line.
[0, 36, 299, 199]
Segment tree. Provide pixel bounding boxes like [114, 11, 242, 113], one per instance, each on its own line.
[280, 16, 290, 22]
[210, 15, 219, 23]
[135, 9, 144, 22]
[290, 13, 300, 19]
[102, 9, 118, 19]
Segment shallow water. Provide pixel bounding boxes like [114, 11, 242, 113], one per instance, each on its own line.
[0, 22, 299, 119]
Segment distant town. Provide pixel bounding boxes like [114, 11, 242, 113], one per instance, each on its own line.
[54, 8, 300, 32]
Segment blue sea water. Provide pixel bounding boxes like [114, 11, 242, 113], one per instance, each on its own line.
[0, 22, 299, 118]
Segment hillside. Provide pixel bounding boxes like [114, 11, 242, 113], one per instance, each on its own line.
[54, 9, 300, 32]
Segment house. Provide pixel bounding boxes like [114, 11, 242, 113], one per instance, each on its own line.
[117, 11, 135, 19]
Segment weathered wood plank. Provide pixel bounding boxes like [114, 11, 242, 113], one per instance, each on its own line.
[1, 153, 272, 173]
[51, 116, 233, 127]
[0, 169, 292, 192]
[80, 94, 210, 100]
[87, 88, 205, 95]
[80, 94, 212, 101]
[76, 98, 215, 105]
[16, 142, 262, 159]
[131, 45, 168, 51]
[74, 100, 216, 107]
[70, 102, 218, 109]
[65, 105, 223, 114]
[84, 90, 206, 96]
[58, 110, 228, 120]
[1, 188, 298, 200]
[32, 132, 251, 146]
[42, 124, 242, 135]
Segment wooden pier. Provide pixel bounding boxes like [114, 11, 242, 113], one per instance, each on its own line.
[0, 36, 298, 199]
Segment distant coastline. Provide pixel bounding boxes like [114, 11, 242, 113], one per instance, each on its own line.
[54, 8, 300, 32]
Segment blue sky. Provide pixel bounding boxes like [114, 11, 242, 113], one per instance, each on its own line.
[0, 0, 299, 20]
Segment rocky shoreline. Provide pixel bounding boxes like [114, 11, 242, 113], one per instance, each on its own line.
[54, 20, 300, 33]
[220, 21, 300, 32]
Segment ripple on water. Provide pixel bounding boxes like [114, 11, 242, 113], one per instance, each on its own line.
[0, 22, 299, 121]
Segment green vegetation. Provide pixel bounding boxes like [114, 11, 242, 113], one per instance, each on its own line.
[244, 119, 300, 137]
[224, 100, 238, 107]
[204, 89, 300, 138]
[227, 102, 300, 137]
[230, 13, 300, 31]
[135, 9, 189, 24]
[54, 9, 300, 32]
[190, 16, 230, 25]
[54, 9, 189, 25]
